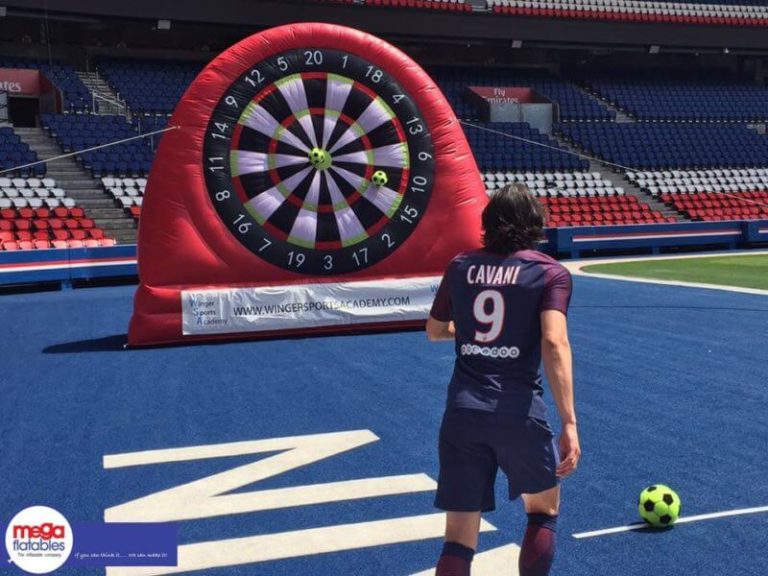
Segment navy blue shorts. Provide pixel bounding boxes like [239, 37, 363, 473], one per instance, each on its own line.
[434, 408, 560, 512]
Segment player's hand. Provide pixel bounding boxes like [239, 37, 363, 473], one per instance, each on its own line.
[556, 423, 581, 478]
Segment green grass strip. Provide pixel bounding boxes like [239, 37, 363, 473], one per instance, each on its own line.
[582, 254, 768, 290]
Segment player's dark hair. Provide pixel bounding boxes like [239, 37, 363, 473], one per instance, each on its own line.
[481, 183, 545, 254]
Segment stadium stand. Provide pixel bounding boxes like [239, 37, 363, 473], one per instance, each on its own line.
[0, 92, 7, 125]
[0, 177, 114, 250]
[557, 123, 768, 170]
[4, 48, 763, 238]
[466, 122, 588, 171]
[97, 59, 201, 115]
[653, 0, 768, 4]
[101, 177, 145, 221]
[488, 0, 768, 27]
[661, 191, 768, 221]
[0, 58, 94, 113]
[629, 168, 768, 195]
[312, 0, 473, 11]
[0, 126, 44, 176]
[629, 169, 768, 221]
[541, 193, 673, 226]
[133, 116, 170, 151]
[430, 66, 614, 121]
[366, 0, 472, 11]
[0, 176, 71, 210]
[580, 70, 768, 122]
[481, 171, 675, 226]
[41, 114, 154, 177]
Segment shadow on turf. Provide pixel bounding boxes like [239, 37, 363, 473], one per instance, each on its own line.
[634, 525, 676, 536]
[42, 324, 425, 353]
[43, 334, 127, 354]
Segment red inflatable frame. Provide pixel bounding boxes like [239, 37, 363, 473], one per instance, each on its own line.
[128, 23, 487, 346]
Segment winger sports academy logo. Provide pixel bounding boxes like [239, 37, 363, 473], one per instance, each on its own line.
[5, 506, 73, 574]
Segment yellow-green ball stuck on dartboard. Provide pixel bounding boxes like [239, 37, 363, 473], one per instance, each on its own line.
[309, 147, 332, 171]
[638, 484, 681, 527]
[372, 170, 388, 187]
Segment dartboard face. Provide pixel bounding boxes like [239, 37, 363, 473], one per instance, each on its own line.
[203, 48, 435, 275]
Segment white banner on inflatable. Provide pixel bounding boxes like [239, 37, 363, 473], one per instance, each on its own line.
[181, 275, 443, 336]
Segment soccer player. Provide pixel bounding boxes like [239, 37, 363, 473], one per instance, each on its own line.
[426, 183, 580, 576]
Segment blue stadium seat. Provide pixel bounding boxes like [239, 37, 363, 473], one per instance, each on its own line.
[580, 70, 768, 122]
[0, 128, 44, 177]
[42, 114, 158, 177]
[558, 123, 768, 170]
[465, 122, 588, 172]
[97, 59, 202, 115]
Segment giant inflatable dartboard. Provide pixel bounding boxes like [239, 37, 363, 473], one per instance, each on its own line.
[204, 49, 434, 275]
[128, 23, 487, 346]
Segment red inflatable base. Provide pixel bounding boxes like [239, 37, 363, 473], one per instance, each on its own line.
[128, 23, 487, 346]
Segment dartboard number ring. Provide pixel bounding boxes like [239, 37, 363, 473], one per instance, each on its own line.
[203, 48, 435, 275]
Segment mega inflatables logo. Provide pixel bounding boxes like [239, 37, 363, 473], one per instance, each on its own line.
[5, 506, 73, 574]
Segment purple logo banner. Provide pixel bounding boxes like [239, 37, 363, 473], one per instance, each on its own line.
[65, 522, 177, 567]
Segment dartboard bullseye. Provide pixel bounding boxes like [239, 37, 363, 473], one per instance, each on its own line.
[203, 48, 435, 275]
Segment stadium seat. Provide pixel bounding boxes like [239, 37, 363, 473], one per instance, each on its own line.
[0, 128, 44, 177]
[482, 170, 670, 227]
[558, 123, 768, 170]
[488, 0, 768, 28]
[42, 113, 156, 177]
[579, 69, 768, 122]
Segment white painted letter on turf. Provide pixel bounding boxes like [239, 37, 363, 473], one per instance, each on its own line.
[103, 430, 494, 575]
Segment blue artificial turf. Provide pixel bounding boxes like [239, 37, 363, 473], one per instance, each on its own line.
[1, 276, 767, 575]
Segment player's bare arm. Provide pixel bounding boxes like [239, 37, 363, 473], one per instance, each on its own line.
[541, 309, 581, 478]
[426, 318, 455, 341]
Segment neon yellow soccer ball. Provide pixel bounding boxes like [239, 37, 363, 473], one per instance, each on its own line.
[638, 484, 681, 527]
[372, 170, 388, 187]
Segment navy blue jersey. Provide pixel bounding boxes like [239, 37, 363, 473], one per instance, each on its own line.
[430, 249, 572, 419]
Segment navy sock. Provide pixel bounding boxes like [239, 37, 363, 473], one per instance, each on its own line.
[436, 541, 474, 576]
[519, 513, 558, 576]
